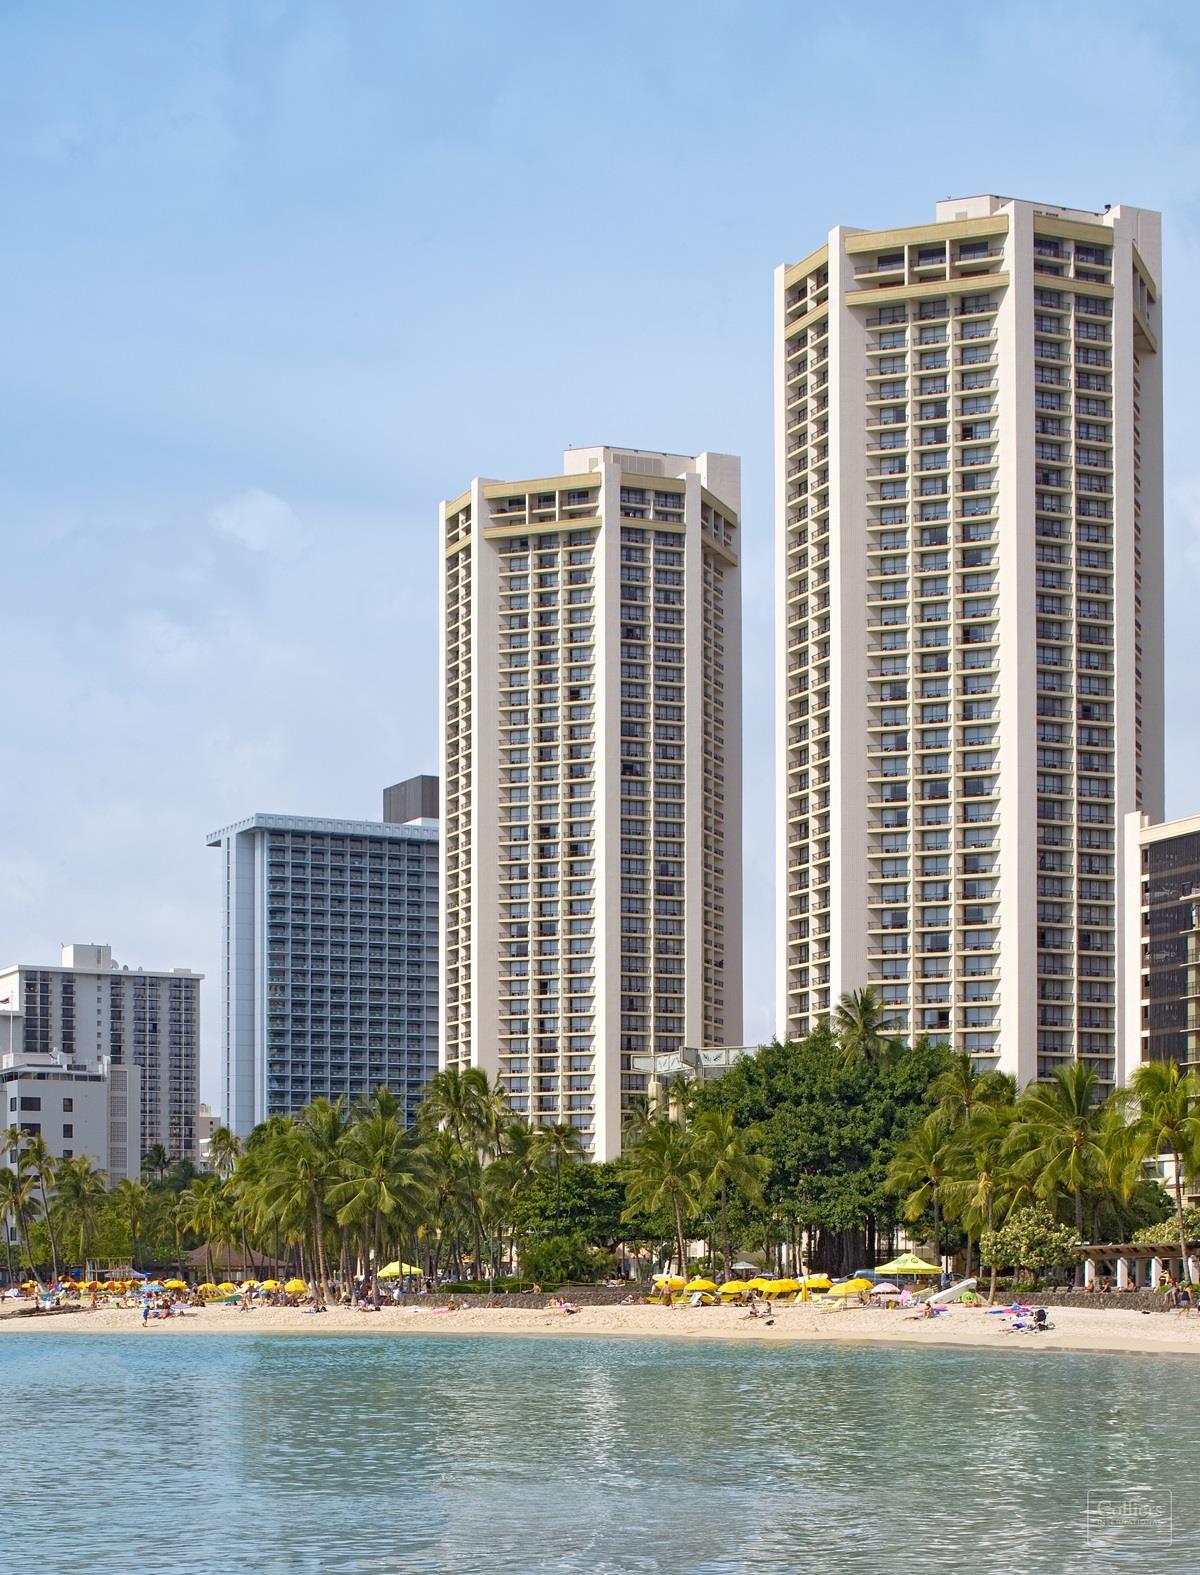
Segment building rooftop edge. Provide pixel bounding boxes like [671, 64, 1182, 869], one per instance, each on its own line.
[206, 813, 439, 845]
[1128, 808, 1200, 846]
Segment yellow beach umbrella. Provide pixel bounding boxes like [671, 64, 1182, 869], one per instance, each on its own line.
[163, 1279, 188, 1291]
[196, 1282, 217, 1294]
[259, 1279, 281, 1290]
[377, 1261, 420, 1279]
[684, 1278, 718, 1292]
[827, 1277, 873, 1297]
[216, 1282, 237, 1294]
[284, 1278, 307, 1295]
[652, 1273, 687, 1289]
[764, 1279, 800, 1295]
[745, 1276, 774, 1293]
[239, 1281, 259, 1292]
[718, 1279, 748, 1296]
[798, 1273, 832, 1287]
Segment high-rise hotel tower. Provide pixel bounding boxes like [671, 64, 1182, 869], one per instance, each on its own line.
[776, 195, 1163, 1086]
[441, 446, 742, 1159]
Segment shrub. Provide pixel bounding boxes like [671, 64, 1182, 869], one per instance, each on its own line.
[518, 1232, 605, 1286]
[980, 1205, 1080, 1282]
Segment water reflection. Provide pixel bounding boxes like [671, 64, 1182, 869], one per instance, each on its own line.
[2, 1335, 1193, 1572]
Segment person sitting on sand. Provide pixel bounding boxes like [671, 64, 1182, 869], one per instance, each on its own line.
[620, 1293, 639, 1305]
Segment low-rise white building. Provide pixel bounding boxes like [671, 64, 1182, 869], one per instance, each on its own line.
[1, 1043, 141, 1183]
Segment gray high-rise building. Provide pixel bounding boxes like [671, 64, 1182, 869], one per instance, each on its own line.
[208, 783, 439, 1139]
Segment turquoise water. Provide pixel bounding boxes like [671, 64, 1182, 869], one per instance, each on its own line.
[2, 1333, 1193, 1572]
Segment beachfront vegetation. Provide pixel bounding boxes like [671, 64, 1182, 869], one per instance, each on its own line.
[2, 986, 1198, 1292]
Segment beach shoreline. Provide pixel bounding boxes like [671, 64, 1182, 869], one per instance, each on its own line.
[3, 1298, 1200, 1357]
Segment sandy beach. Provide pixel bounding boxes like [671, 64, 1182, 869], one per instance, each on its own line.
[3, 1297, 1200, 1356]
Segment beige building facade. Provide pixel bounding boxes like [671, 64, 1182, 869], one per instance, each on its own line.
[440, 445, 742, 1158]
[776, 195, 1163, 1086]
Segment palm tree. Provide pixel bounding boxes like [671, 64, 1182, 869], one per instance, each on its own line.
[942, 1103, 1016, 1298]
[691, 1108, 770, 1277]
[328, 1114, 431, 1308]
[53, 1156, 108, 1266]
[832, 987, 890, 1065]
[1011, 1063, 1108, 1241]
[22, 1137, 60, 1284]
[1126, 1059, 1200, 1276]
[254, 1101, 346, 1301]
[207, 1126, 242, 1180]
[0, 1165, 39, 1286]
[142, 1143, 170, 1185]
[931, 1053, 1015, 1134]
[421, 1066, 490, 1274]
[182, 1175, 229, 1284]
[114, 1178, 151, 1272]
[534, 1122, 585, 1238]
[886, 1114, 952, 1262]
[622, 1116, 703, 1277]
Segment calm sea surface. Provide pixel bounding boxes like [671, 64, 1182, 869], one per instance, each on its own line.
[2, 1333, 1193, 1572]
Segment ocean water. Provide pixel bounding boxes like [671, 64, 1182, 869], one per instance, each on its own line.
[2, 1333, 1193, 1572]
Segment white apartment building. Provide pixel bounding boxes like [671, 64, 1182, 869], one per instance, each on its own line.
[0, 944, 201, 1163]
[441, 445, 743, 1159]
[0, 1007, 142, 1185]
[776, 195, 1163, 1086]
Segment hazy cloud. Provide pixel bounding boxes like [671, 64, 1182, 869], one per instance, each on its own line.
[211, 488, 298, 552]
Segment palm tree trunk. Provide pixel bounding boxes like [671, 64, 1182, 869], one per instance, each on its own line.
[720, 1180, 732, 1279]
[312, 1192, 331, 1303]
[372, 1209, 382, 1309]
[1073, 1187, 1085, 1288]
[40, 1180, 60, 1283]
[1173, 1151, 1190, 1283]
[932, 1195, 941, 1264]
[672, 1193, 687, 1280]
[986, 1197, 997, 1304]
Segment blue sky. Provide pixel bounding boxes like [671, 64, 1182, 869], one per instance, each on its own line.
[3, 1, 1200, 1103]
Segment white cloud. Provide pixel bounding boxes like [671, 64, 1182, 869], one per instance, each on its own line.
[211, 487, 298, 552]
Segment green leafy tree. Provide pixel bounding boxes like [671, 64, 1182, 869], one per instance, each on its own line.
[693, 1028, 953, 1275]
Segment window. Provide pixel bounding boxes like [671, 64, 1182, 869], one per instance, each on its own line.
[19, 1096, 40, 1112]
[62, 1124, 73, 1139]
[62, 1097, 73, 1113]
